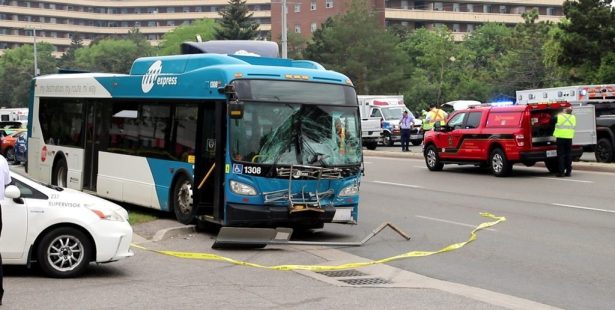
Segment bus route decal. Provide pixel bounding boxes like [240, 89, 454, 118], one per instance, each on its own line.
[141, 60, 178, 93]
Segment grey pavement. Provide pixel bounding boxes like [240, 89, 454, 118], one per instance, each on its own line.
[363, 147, 615, 173]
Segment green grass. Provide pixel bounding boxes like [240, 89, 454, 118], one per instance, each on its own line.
[128, 209, 160, 226]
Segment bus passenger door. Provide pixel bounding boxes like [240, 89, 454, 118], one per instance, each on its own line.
[83, 101, 110, 191]
[193, 101, 225, 221]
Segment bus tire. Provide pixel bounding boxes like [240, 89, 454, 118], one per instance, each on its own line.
[172, 174, 195, 225]
[52, 156, 68, 187]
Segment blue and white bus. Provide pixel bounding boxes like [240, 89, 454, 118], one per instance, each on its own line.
[27, 41, 362, 227]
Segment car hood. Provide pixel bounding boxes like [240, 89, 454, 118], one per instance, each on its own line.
[51, 187, 129, 221]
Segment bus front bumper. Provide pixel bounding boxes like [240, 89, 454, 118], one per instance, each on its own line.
[226, 203, 345, 227]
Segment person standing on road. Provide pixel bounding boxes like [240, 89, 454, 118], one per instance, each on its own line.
[0, 153, 11, 305]
[553, 107, 576, 177]
[399, 111, 414, 152]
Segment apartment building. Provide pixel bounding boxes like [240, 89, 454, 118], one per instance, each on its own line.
[272, 0, 565, 42]
[0, 0, 272, 55]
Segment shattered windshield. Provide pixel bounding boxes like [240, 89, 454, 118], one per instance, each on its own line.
[230, 102, 361, 167]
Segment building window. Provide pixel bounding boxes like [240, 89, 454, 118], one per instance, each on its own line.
[434, 2, 443, 11]
[483, 4, 491, 13]
[499, 5, 507, 14]
[452, 24, 460, 32]
[167, 20, 175, 26]
[310, 0, 316, 11]
[467, 24, 474, 32]
[453, 3, 460, 12]
[467, 4, 473, 12]
[168, 7, 175, 13]
[310, 22, 317, 32]
[294, 4, 301, 12]
[295, 25, 301, 33]
[401, 0, 408, 9]
[546, 7, 554, 15]
[326, 0, 333, 9]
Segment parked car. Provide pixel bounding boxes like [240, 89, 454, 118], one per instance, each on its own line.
[14, 132, 27, 165]
[1, 171, 134, 277]
[1, 130, 26, 161]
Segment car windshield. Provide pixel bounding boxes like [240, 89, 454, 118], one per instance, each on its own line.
[230, 102, 362, 167]
[381, 107, 406, 120]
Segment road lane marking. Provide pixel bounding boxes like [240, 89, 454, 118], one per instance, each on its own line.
[416, 215, 497, 232]
[541, 177, 593, 183]
[552, 203, 615, 214]
[371, 180, 423, 189]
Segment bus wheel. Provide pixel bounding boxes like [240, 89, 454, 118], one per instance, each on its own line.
[52, 157, 68, 187]
[173, 174, 194, 225]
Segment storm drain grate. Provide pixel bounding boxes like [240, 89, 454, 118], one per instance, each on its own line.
[317, 269, 368, 278]
[338, 278, 392, 286]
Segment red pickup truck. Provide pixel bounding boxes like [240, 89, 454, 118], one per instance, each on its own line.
[423, 102, 583, 177]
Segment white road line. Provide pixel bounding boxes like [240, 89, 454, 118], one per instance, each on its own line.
[371, 180, 423, 189]
[552, 203, 615, 214]
[541, 177, 593, 183]
[416, 215, 497, 232]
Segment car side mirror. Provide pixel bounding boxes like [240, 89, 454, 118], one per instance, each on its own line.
[5, 185, 21, 199]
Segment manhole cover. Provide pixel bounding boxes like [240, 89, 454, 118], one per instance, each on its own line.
[317, 270, 368, 278]
[338, 278, 392, 286]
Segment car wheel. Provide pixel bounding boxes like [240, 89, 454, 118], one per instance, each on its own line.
[544, 158, 559, 173]
[365, 142, 377, 150]
[6, 147, 15, 162]
[595, 137, 613, 163]
[173, 174, 195, 225]
[411, 140, 422, 146]
[52, 156, 68, 187]
[382, 133, 394, 147]
[424, 145, 443, 171]
[490, 148, 512, 177]
[37, 227, 92, 278]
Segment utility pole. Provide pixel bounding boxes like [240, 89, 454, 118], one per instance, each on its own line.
[281, 0, 287, 58]
[26, 26, 39, 76]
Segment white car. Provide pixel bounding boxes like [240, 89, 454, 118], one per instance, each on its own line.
[1, 171, 133, 278]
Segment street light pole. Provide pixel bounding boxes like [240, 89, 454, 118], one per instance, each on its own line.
[26, 26, 39, 76]
[281, 0, 287, 58]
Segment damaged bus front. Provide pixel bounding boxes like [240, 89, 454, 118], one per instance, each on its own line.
[223, 79, 362, 228]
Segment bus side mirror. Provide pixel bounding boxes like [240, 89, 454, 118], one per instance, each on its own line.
[229, 100, 244, 119]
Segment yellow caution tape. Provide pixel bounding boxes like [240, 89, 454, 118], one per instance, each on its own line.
[131, 212, 505, 271]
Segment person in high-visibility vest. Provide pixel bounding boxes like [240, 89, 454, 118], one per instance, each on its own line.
[423, 104, 448, 131]
[552, 107, 576, 177]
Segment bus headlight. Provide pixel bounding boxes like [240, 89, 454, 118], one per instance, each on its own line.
[339, 184, 359, 197]
[230, 180, 257, 196]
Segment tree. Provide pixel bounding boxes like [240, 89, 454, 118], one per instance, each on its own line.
[555, 0, 615, 82]
[285, 32, 307, 59]
[214, 0, 259, 40]
[158, 19, 218, 55]
[0, 43, 56, 107]
[494, 9, 557, 96]
[58, 34, 84, 69]
[125, 27, 155, 57]
[304, 0, 407, 95]
[75, 39, 147, 73]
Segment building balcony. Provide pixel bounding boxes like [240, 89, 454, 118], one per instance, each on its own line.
[385, 9, 564, 24]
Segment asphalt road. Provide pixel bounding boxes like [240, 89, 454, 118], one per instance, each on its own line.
[312, 154, 615, 310]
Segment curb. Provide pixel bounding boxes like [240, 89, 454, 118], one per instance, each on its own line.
[363, 150, 615, 173]
[151, 225, 196, 242]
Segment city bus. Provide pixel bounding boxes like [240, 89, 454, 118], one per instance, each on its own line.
[26, 41, 362, 227]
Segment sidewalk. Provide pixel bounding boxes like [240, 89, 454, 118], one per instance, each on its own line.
[363, 148, 615, 173]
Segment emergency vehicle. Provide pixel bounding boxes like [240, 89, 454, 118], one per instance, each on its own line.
[516, 85, 605, 160]
[357, 95, 422, 146]
[0, 107, 28, 122]
[423, 101, 583, 177]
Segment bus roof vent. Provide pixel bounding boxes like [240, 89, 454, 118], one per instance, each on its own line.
[181, 40, 280, 58]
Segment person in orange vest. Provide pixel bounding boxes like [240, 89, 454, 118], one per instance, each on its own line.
[335, 118, 346, 155]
